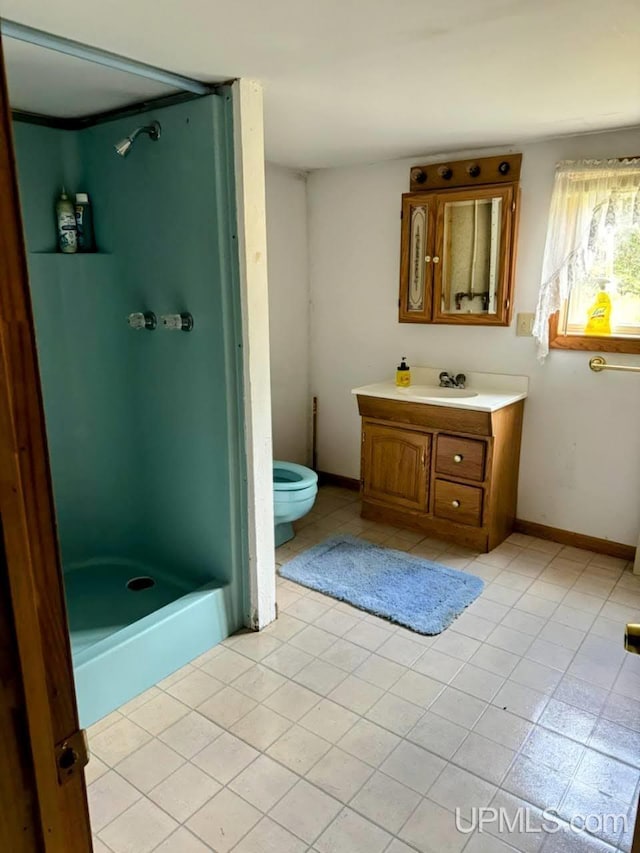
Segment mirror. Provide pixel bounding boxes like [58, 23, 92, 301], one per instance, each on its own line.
[440, 195, 503, 316]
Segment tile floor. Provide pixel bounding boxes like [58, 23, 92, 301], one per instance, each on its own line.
[87, 485, 640, 853]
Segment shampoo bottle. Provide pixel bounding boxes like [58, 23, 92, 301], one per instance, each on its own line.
[56, 188, 77, 253]
[75, 193, 96, 252]
[396, 357, 411, 387]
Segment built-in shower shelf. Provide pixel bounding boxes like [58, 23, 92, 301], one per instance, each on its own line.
[29, 251, 112, 256]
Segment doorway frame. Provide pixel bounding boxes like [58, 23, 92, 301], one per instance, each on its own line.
[0, 30, 92, 851]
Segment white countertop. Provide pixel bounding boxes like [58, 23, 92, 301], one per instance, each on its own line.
[352, 367, 528, 413]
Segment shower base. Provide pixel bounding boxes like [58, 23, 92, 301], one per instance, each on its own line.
[65, 561, 233, 727]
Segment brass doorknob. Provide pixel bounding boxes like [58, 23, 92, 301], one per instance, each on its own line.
[625, 624, 640, 655]
[433, 256, 440, 263]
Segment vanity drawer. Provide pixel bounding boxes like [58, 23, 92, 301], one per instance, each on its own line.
[436, 435, 486, 482]
[434, 479, 483, 527]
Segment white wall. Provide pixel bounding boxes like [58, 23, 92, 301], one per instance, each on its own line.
[232, 80, 275, 629]
[308, 128, 640, 546]
[265, 163, 310, 465]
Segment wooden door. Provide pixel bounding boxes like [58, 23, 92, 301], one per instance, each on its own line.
[362, 421, 430, 511]
[432, 184, 515, 325]
[398, 192, 436, 323]
[0, 34, 92, 852]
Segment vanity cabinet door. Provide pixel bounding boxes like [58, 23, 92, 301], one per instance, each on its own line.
[362, 422, 430, 512]
[398, 193, 436, 323]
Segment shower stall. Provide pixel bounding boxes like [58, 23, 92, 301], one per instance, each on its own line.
[6, 28, 249, 726]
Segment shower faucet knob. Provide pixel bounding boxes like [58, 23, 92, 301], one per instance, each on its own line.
[128, 311, 157, 330]
[161, 313, 194, 332]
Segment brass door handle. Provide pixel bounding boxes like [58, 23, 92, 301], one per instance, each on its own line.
[625, 624, 640, 655]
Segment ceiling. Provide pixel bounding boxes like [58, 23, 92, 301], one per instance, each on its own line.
[4, 39, 179, 118]
[1, 0, 639, 168]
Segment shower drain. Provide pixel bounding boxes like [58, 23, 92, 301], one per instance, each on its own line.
[127, 576, 155, 591]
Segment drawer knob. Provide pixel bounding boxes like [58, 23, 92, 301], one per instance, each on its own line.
[453, 454, 464, 463]
[451, 500, 461, 508]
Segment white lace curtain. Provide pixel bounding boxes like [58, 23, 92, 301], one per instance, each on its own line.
[533, 158, 640, 360]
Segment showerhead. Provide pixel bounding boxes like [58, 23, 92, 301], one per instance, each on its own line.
[114, 137, 134, 157]
[114, 120, 161, 157]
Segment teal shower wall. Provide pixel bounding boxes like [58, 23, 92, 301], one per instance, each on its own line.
[80, 97, 242, 590]
[12, 123, 70, 253]
[13, 92, 246, 627]
[14, 122, 138, 565]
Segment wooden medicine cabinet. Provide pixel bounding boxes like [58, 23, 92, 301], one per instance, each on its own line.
[399, 153, 522, 326]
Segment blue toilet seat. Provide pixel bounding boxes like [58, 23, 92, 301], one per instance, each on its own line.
[273, 461, 318, 490]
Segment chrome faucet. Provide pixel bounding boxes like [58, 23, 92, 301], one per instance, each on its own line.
[439, 371, 466, 389]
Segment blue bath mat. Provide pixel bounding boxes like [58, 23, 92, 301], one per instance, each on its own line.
[279, 535, 484, 634]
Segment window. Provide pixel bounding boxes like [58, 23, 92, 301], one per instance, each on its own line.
[533, 159, 640, 359]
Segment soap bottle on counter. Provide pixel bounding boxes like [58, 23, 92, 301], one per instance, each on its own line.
[56, 187, 77, 253]
[74, 193, 96, 252]
[396, 357, 411, 387]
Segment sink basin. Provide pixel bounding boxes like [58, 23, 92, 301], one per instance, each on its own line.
[352, 370, 528, 413]
[397, 385, 479, 399]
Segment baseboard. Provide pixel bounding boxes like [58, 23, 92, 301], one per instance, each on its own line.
[514, 519, 636, 562]
[316, 473, 635, 561]
[317, 471, 360, 492]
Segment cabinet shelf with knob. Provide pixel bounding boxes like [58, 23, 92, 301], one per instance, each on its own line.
[357, 395, 524, 552]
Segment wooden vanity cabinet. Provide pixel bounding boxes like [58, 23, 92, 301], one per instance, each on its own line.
[357, 395, 524, 552]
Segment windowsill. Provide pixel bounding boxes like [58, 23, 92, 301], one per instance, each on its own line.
[549, 314, 640, 353]
[565, 323, 640, 337]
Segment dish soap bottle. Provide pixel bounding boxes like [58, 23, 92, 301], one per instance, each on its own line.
[74, 193, 96, 252]
[585, 281, 612, 335]
[396, 357, 411, 387]
[56, 187, 77, 253]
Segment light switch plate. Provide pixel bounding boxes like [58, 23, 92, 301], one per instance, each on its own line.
[516, 313, 535, 337]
